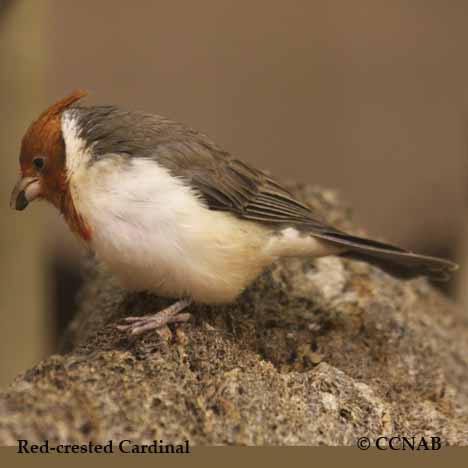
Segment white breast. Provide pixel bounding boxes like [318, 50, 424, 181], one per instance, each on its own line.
[63, 123, 273, 302]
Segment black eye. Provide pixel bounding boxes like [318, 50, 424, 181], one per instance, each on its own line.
[33, 157, 45, 170]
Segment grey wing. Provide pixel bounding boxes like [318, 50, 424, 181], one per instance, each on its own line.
[154, 138, 327, 229]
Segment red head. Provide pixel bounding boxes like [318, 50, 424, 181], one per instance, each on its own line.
[11, 90, 92, 240]
[11, 90, 87, 211]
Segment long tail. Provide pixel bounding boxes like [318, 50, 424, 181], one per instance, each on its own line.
[312, 231, 458, 281]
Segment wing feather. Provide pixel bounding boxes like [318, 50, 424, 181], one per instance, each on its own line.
[177, 151, 324, 225]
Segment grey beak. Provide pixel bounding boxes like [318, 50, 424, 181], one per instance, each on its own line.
[10, 177, 41, 211]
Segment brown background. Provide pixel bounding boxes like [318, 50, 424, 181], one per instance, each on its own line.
[2, 447, 467, 465]
[1, 0, 467, 386]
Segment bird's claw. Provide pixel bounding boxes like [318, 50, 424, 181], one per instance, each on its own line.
[116, 299, 193, 336]
[117, 313, 191, 335]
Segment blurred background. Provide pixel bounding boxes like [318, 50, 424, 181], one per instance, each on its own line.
[1, 0, 467, 387]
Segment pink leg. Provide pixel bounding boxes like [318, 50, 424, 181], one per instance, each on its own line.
[116, 298, 192, 336]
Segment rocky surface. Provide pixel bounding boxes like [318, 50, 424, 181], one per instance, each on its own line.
[0, 184, 467, 445]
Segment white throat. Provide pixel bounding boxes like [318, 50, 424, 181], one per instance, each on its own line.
[61, 111, 93, 179]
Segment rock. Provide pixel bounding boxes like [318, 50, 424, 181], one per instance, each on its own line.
[0, 184, 467, 446]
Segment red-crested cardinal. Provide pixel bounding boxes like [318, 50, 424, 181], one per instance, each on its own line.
[10, 91, 458, 335]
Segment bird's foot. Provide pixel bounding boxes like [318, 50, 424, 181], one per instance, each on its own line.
[116, 298, 192, 336]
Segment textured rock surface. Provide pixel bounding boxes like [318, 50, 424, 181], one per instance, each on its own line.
[1, 184, 467, 445]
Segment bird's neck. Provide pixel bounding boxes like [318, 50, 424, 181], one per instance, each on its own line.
[59, 188, 92, 242]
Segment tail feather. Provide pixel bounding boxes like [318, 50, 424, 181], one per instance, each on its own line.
[313, 231, 458, 281]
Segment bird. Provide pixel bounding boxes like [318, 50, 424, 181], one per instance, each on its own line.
[10, 90, 458, 335]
